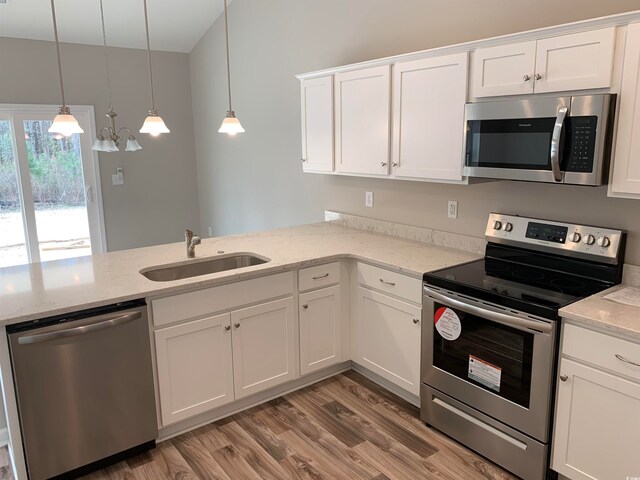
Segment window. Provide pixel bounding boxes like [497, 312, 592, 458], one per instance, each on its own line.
[0, 105, 105, 267]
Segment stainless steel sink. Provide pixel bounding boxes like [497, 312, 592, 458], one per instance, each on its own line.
[140, 254, 269, 282]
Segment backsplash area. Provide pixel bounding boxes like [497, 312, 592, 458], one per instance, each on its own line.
[326, 211, 640, 287]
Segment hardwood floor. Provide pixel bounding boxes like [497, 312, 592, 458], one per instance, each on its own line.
[79, 371, 516, 480]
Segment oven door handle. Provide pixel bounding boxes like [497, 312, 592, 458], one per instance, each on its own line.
[424, 287, 552, 334]
[550, 106, 568, 183]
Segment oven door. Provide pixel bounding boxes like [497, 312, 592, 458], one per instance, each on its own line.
[463, 96, 570, 184]
[421, 285, 556, 442]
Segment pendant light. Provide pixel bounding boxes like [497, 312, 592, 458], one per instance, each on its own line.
[48, 0, 84, 137]
[218, 0, 245, 135]
[139, 0, 170, 136]
[93, 0, 142, 152]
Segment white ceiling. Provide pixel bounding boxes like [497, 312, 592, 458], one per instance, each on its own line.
[0, 0, 231, 53]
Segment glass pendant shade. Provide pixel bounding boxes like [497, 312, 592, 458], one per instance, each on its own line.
[140, 112, 170, 136]
[92, 137, 105, 151]
[218, 112, 245, 135]
[104, 139, 119, 152]
[125, 136, 142, 151]
[48, 109, 84, 137]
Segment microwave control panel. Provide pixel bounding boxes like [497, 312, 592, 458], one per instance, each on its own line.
[565, 116, 597, 173]
[486, 213, 624, 264]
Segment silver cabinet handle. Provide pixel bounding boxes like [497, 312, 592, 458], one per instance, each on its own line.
[18, 311, 141, 345]
[534, 73, 542, 80]
[560, 374, 568, 382]
[312, 273, 329, 280]
[550, 106, 567, 183]
[615, 353, 640, 367]
[392, 162, 398, 167]
[302, 304, 309, 310]
[523, 74, 531, 82]
[224, 325, 231, 331]
[413, 318, 420, 324]
[379, 278, 396, 286]
[380, 162, 387, 167]
[234, 323, 240, 328]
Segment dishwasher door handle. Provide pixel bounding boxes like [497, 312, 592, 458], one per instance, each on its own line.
[18, 311, 142, 345]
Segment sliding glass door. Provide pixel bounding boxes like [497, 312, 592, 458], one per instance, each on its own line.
[0, 105, 105, 268]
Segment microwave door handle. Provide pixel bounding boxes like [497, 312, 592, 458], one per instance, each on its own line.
[550, 106, 568, 182]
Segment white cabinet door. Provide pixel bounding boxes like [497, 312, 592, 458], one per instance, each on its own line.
[300, 76, 334, 173]
[299, 285, 342, 375]
[335, 65, 391, 175]
[352, 287, 422, 396]
[471, 41, 536, 97]
[155, 313, 234, 426]
[392, 53, 468, 181]
[610, 22, 640, 198]
[552, 358, 640, 480]
[231, 297, 296, 399]
[534, 28, 615, 94]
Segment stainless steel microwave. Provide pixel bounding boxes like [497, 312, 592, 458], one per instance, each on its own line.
[463, 94, 616, 185]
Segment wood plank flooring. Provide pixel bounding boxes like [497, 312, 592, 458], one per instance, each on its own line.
[80, 371, 516, 480]
[0, 372, 518, 480]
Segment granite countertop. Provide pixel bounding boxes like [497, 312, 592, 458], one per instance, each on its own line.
[0, 222, 480, 326]
[560, 285, 640, 342]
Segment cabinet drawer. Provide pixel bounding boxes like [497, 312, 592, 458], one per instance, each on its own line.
[562, 323, 640, 382]
[151, 272, 294, 327]
[357, 262, 421, 304]
[299, 262, 340, 292]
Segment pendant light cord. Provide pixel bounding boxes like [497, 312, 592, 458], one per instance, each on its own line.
[143, 0, 156, 112]
[223, 0, 233, 112]
[98, 0, 113, 110]
[50, 0, 66, 108]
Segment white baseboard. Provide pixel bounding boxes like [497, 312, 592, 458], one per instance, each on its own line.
[0, 428, 7, 447]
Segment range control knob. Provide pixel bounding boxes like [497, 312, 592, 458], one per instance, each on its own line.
[569, 232, 581, 243]
[493, 220, 503, 230]
[583, 234, 596, 246]
[503, 222, 513, 232]
[597, 236, 611, 248]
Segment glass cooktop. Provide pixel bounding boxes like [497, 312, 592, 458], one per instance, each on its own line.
[424, 257, 613, 320]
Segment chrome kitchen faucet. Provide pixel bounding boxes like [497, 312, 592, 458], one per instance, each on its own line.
[185, 229, 201, 258]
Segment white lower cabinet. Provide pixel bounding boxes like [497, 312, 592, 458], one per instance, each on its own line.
[552, 323, 640, 479]
[352, 286, 422, 396]
[231, 297, 296, 399]
[155, 313, 234, 426]
[299, 285, 342, 375]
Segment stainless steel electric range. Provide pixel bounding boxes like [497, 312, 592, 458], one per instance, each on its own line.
[421, 213, 626, 480]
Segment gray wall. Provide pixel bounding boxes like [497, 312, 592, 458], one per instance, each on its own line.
[0, 37, 200, 251]
[190, 0, 640, 265]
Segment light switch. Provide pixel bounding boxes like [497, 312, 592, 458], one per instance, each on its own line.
[112, 167, 124, 186]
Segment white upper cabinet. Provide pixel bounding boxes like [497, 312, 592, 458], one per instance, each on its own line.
[472, 41, 536, 97]
[300, 76, 334, 173]
[534, 28, 615, 93]
[610, 22, 640, 199]
[335, 65, 391, 176]
[392, 53, 468, 182]
[472, 28, 615, 97]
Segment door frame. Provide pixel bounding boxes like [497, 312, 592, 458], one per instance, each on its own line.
[0, 104, 106, 261]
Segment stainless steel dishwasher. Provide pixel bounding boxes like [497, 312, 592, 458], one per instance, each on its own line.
[7, 299, 158, 480]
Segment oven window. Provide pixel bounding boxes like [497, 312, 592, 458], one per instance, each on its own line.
[466, 117, 556, 170]
[432, 302, 534, 408]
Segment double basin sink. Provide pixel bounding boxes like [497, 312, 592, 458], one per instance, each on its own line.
[140, 254, 269, 282]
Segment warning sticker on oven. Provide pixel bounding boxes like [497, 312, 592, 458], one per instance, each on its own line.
[434, 307, 461, 341]
[468, 355, 501, 392]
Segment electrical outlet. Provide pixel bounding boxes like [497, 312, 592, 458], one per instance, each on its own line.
[208, 226, 213, 237]
[448, 200, 458, 219]
[112, 167, 124, 186]
[365, 191, 374, 208]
